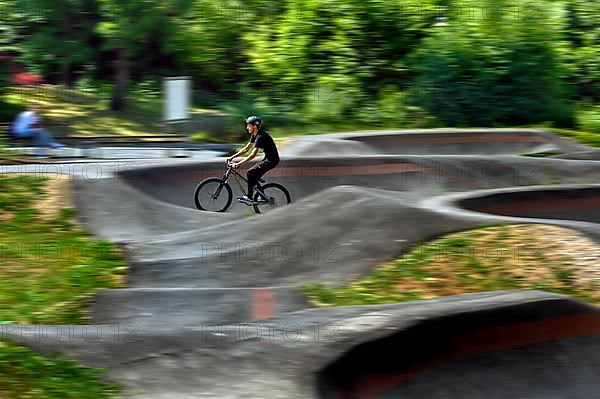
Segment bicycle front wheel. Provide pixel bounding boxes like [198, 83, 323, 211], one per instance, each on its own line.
[253, 183, 291, 214]
[194, 178, 232, 212]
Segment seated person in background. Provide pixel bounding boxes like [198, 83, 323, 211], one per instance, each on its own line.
[13, 103, 64, 149]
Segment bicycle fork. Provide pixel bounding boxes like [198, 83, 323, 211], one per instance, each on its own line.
[212, 170, 232, 199]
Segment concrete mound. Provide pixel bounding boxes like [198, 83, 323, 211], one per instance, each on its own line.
[458, 185, 600, 224]
[3, 129, 600, 399]
[331, 128, 586, 155]
[120, 155, 600, 211]
[73, 177, 240, 242]
[281, 138, 379, 157]
[92, 287, 309, 327]
[3, 291, 599, 399]
[317, 292, 600, 399]
[125, 185, 484, 288]
[554, 149, 600, 160]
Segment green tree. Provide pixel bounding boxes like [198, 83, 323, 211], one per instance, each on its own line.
[564, 0, 600, 102]
[412, 0, 574, 126]
[172, 0, 255, 95]
[12, 0, 99, 85]
[0, 0, 19, 117]
[97, 0, 192, 110]
[244, 0, 436, 120]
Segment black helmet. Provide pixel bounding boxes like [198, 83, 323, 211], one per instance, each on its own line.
[245, 115, 262, 127]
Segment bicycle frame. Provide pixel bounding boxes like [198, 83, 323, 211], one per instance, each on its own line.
[221, 166, 269, 202]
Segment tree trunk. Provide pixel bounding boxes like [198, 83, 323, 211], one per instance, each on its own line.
[110, 48, 129, 111]
[61, 61, 71, 86]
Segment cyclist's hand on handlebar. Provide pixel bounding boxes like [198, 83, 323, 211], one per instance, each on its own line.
[226, 159, 239, 168]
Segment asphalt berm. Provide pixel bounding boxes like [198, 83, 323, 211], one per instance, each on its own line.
[2, 129, 600, 398]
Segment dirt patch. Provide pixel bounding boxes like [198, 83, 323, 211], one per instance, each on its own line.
[396, 224, 600, 296]
[534, 225, 600, 288]
[307, 224, 600, 307]
[32, 174, 74, 220]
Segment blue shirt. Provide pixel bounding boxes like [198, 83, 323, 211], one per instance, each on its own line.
[14, 111, 40, 135]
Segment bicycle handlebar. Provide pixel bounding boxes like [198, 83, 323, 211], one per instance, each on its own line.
[226, 159, 238, 169]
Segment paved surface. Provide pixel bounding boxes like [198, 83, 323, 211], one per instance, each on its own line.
[2, 128, 600, 398]
[6, 144, 234, 159]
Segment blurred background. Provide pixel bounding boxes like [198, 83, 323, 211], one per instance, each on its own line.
[1, 1, 600, 398]
[0, 0, 598, 141]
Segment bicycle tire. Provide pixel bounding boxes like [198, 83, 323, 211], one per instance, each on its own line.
[194, 178, 233, 212]
[253, 183, 291, 214]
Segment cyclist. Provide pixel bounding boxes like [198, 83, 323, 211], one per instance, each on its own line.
[227, 115, 280, 205]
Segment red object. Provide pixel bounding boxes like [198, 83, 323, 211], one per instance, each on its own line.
[250, 288, 277, 321]
[1, 54, 44, 85]
[11, 72, 44, 85]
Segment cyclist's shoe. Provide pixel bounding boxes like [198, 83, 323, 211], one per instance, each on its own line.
[237, 195, 257, 205]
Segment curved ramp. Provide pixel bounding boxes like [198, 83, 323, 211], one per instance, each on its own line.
[297, 128, 586, 156]
[72, 177, 240, 242]
[317, 292, 600, 399]
[3, 292, 599, 399]
[459, 185, 600, 224]
[3, 129, 600, 398]
[121, 155, 600, 211]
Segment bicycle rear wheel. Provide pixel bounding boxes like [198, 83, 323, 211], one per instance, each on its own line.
[253, 183, 291, 214]
[194, 178, 232, 212]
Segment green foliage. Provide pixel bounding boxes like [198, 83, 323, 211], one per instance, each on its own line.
[173, 0, 254, 92]
[355, 87, 408, 126]
[13, 0, 100, 84]
[563, 0, 600, 102]
[97, 0, 189, 76]
[0, 175, 125, 397]
[0, 99, 24, 122]
[221, 96, 300, 140]
[0, 341, 121, 399]
[0, 0, 17, 103]
[412, 0, 574, 126]
[577, 106, 600, 133]
[244, 0, 436, 121]
[0, 175, 127, 325]
[2, 0, 598, 127]
[548, 126, 600, 147]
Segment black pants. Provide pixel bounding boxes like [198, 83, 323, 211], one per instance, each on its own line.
[247, 160, 278, 198]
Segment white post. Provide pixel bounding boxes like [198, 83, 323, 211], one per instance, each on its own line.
[163, 76, 192, 132]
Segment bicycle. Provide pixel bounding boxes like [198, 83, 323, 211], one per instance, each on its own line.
[194, 161, 291, 214]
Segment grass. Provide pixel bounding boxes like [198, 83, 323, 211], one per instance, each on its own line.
[0, 142, 42, 164]
[304, 225, 600, 307]
[189, 131, 230, 144]
[0, 174, 126, 398]
[3, 85, 599, 147]
[1, 85, 437, 143]
[0, 145, 16, 159]
[577, 106, 600, 134]
[0, 342, 121, 399]
[2, 85, 228, 141]
[0, 85, 600, 143]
